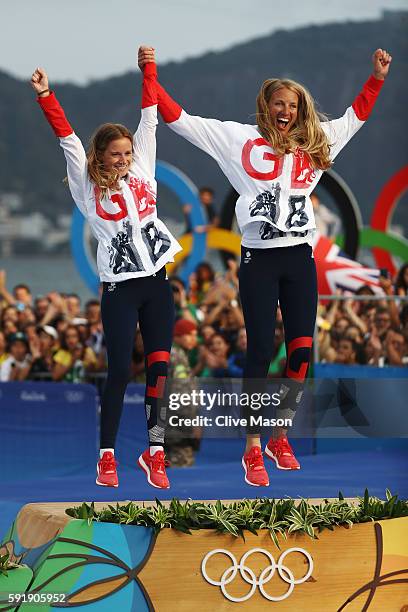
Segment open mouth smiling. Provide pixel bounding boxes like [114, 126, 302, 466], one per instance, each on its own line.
[277, 117, 290, 130]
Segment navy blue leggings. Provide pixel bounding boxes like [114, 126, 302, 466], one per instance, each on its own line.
[100, 266, 174, 448]
[239, 243, 318, 433]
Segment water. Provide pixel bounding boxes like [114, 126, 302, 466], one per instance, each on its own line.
[0, 256, 95, 304]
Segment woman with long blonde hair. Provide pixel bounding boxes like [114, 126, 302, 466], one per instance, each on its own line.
[139, 47, 392, 487]
[31, 47, 182, 490]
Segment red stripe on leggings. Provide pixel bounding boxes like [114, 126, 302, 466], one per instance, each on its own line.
[147, 376, 167, 399]
[147, 351, 170, 367]
[286, 336, 313, 382]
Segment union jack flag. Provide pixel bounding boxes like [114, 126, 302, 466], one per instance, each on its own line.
[313, 233, 383, 299]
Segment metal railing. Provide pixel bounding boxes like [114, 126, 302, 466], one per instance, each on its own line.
[318, 295, 408, 302]
[6, 293, 407, 386]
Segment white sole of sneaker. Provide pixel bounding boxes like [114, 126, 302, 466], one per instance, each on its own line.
[264, 446, 301, 470]
[95, 477, 119, 487]
[138, 455, 170, 489]
[241, 457, 269, 487]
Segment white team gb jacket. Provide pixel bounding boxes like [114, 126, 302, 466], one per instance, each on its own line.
[157, 75, 383, 246]
[38, 63, 181, 283]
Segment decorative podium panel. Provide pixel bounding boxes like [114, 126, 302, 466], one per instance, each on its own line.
[0, 503, 407, 611]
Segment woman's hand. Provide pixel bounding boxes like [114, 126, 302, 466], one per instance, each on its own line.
[71, 344, 84, 364]
[203, 349, 220, 369]
[31, 67, 50, 96]
[47, 291, 65, 312]
[372, 49, 392, 80]
[378, 274, 394, 295]
[138, 46, 155, 71]
[29, 336, 41, 360]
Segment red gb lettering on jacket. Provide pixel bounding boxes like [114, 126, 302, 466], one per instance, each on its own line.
[241, 138, 284, 181]
[128, 177, 156, 221]
[95, 187, 128, 221]
[291, 151, 316, 188]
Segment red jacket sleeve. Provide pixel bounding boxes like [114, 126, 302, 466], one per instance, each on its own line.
[37, 92, 73, 137]
[156, 81, 183, 123]
[351, 75, 384, 121]
[141, 62, 158, 109]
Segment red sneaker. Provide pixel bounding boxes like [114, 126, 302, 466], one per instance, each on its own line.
[96, 451, 118, 487]
[242, 446, 269, 487]
[138, 449, 170, 489]
[265, 437, 300, 470]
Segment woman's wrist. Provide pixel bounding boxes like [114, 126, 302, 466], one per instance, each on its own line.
[143, 62, 157, 78]
[38, 88, 50, 97]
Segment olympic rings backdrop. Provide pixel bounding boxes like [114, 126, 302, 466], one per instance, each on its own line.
[71, 161, 208, 293]
[71, 162, 408, 294]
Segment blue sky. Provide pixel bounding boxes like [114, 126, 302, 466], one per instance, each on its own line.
[1, 0, 406, 83]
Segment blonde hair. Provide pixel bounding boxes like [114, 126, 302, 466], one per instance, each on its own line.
[87, 123, 133, 195]
[256, 78, 331, 170]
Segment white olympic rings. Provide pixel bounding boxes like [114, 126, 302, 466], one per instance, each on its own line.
[201, 547, 313, 602]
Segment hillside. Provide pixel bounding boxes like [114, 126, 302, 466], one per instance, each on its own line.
[0, 11, 407, 229]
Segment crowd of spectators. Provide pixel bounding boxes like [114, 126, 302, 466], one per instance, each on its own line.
[0, 269, 105, 383]
[0, 258, 407, 384]
[316, 264, 408, 367]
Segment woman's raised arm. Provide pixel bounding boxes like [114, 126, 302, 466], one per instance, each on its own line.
[138, 47, 235, 167]
[133, 48, 159, 178]
[31, 67, 88, 215]
[322, 49, 392, 161]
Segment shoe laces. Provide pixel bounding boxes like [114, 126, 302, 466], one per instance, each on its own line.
[247, 447, 264, 471]
[100, 454, 117, 473]
[276, 437, 293, 457]
[150, 451, 169, 473]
